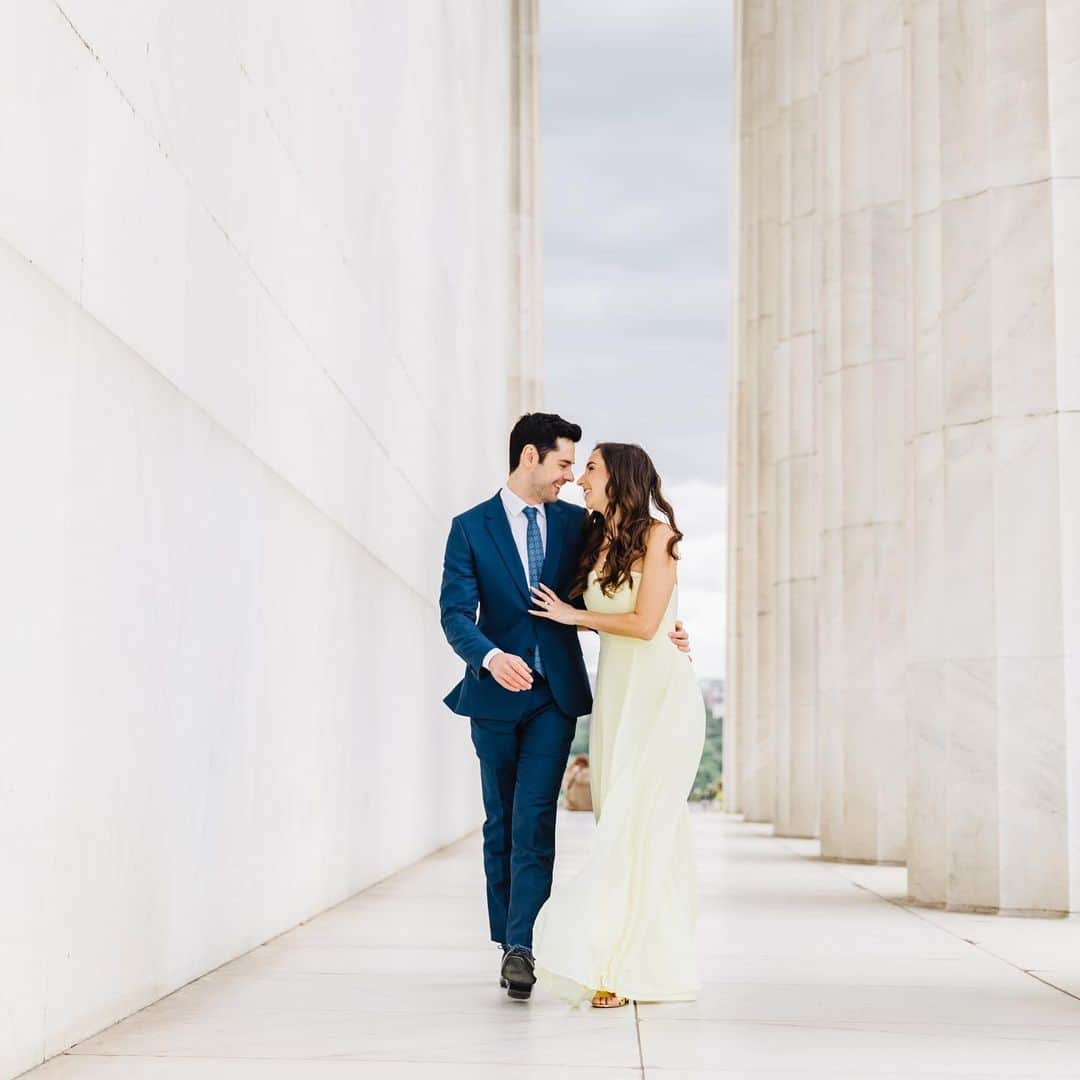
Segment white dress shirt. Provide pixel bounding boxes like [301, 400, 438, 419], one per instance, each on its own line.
[482, 486, 547, 671]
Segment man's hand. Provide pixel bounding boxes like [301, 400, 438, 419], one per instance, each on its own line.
[489, 652, 534, 692]
[669, 620, 692, 656]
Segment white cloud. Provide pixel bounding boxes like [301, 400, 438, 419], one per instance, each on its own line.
[678, 584, 726, 679]
[543, 0, 732, 42]
[542, 0, 733, 676]
[666, 479, 726, 537]
[546, 264, 729, 330]
[666, 480, 726, 676]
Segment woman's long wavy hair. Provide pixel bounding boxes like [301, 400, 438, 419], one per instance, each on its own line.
[570, 443, 683, 599]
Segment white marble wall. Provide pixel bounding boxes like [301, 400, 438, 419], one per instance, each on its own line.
[729, 0, 1079, 909]
[0, 3, 537, 1076]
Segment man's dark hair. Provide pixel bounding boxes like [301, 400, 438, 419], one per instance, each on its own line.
[508, 412, 582, 472]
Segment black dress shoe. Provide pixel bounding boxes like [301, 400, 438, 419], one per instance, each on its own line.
[500, 948, 536, 1001]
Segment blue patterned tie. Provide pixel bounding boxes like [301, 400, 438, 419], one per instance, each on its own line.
[522, 506, 545, 677]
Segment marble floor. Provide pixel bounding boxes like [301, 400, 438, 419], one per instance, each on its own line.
[23, 813, 1080, 1079]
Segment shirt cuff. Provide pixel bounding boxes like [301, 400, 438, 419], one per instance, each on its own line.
[482, 648, 501, 672]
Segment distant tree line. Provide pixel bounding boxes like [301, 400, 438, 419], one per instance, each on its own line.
[690, 707, 723, 802]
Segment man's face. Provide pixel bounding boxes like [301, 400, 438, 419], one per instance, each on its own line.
[528, 437, 577, 503]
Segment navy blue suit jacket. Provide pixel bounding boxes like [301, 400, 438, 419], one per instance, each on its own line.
[440, 492, 593, 721]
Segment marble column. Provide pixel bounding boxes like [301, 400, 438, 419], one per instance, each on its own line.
[772, 0, 821, 839]
[816, 0, 908, 864]
[732, 0, 1080, 908]
[509, 0, 543, 416]
[724, 0, 747, 813]
[735, 1, 779, 824]
[905, 0, 1080, 913]
[728, 0, 757, 819]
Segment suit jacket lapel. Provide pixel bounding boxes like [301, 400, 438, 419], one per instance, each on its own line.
[483, 493, 530, 603]
[541, 502, 567, 585]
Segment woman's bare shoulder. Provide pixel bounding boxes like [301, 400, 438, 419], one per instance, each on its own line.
[645, 519, 677, 558]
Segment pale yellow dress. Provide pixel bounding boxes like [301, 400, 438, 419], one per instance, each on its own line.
[533, 570, 705, 1003]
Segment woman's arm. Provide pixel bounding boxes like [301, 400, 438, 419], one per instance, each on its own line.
[531, 523, 677, 641]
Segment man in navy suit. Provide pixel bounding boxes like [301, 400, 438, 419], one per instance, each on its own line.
[439, 413, 689, 1000]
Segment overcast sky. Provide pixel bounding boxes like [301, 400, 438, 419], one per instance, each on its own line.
[541, 0, 733, 679]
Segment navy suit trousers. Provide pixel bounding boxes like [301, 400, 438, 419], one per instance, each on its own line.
[470, 682, 576, 951]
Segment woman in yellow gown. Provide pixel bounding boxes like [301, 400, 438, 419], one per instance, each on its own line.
[529, 442, 705, 1007]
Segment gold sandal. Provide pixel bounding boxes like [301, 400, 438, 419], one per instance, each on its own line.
[591, 989, 629, 1008]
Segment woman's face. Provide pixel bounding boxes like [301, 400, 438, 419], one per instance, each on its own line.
[577, 449, 610, 513]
